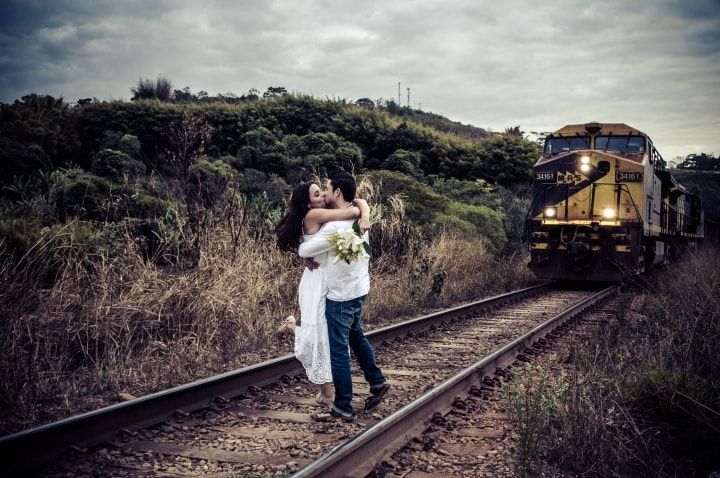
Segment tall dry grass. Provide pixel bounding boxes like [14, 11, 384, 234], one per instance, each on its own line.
[514, 245, 720, 477]
[0, 223, 299, 434]
[0, 188, 537, 435]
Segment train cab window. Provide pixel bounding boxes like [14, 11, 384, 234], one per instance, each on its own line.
[543, 136, 590, 156]
[595, 135, 646, 160]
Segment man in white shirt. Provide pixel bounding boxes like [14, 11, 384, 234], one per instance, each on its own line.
[298, 172, 389, 422]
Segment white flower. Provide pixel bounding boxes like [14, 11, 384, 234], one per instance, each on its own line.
[328, 222, 371, 264]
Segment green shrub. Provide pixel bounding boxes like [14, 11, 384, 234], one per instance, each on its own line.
[56, 169, 113, 220]
[0, 217, 43, 256]
[430, 177, 501, 209]
[0, 140, 53, 185]
[187, 158, 233, 208]
[123, 187, 179, 219]
[283, 131, 363, 177]
[119, 133, 142, 158]
[506, 365, 568, 477]
[382, 149, 423, 178]
[368, 170, 451, 224]
[497, 184, 531, 252]
[235, 127, 289, 175]
[235, 169, 289, 207]
[366, 170, 507, 249]
[432, 213, 475, 234]
[448, 202, 506, 251]
[474, 134, 539, 185]
[91, 148, 145, 180]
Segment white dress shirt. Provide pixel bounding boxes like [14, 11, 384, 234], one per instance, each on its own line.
[298, 220, 370, 301]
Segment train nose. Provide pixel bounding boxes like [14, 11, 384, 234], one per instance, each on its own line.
[566, 241, 593, 271]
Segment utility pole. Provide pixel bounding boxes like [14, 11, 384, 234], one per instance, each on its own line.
[398, 82, 401, 106]
[406, 88, 410, 108]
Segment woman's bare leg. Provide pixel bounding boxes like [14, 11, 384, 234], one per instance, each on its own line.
[320, 382, 334, 401]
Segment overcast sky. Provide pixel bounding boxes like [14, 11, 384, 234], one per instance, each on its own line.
[1, 0, 719, 159]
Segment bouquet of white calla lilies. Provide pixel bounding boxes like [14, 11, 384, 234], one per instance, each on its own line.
[328, 220, 371, 264]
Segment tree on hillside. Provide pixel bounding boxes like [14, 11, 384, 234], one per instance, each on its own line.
[677, 153, 720, 170]
[217, 92, 242, 104]
[383, 100, 401, 115]
[173, 86, 195, 103]
[131, 76, 173, 102]
[263, 86, 288, 99]
[355, 98, 375, 108]
[242, 88, 261, 102]
[235, 127, 288, 175]
[0, 94, 74, 184]
[474, 134, 539, 185]
[283, 132, 363, 177]
[382, 149, 423, 178]
[668, 155, 684, 168]
[154, 77, 173, 102]
[504, 125, 524, 136]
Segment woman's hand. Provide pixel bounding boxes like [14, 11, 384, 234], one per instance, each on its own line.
[304, 257, 320, 270]
[358, 217, 370, 233]
[353, 199, 371, 233]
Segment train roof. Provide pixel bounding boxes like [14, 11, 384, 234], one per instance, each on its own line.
[550, 123, 649, 138]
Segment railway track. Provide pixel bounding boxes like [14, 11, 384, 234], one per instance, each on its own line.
[381, 290, 624, 477]
[296, 284, 617, 477]
[0, 283, 613, 476]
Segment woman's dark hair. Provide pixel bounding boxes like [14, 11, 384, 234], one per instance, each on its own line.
[276, 182, 312, 252]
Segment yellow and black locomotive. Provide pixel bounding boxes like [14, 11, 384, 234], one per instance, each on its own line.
[527, 122, 704, 281]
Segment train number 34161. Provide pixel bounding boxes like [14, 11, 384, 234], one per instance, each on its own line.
[616, 171, 642, 182]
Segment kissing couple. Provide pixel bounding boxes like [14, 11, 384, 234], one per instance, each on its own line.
[275, 172, 390, 422]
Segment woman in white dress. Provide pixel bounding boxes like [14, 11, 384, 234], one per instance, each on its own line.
[275, 182, 369, 407]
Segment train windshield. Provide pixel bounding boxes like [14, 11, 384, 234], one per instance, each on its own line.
[544, 136, 590, 155]
[595, 135, 646, 154]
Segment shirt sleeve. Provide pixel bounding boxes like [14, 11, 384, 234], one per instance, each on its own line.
[298, 223, 336, 258]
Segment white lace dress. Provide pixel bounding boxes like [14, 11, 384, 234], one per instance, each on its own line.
[294, 229, 333, 384]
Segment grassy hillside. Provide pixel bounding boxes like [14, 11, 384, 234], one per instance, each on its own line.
[381, 103, 491, 141]
[0, 93, 540, 260]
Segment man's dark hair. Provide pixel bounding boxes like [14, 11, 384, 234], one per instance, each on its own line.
[330, 172, 356, 202]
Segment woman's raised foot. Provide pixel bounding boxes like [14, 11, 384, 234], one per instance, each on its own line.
[276, 315, 297, 338]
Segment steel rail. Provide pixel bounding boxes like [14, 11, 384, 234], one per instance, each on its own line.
[0, 283, 550, 473]
[292, 285, 618, 478]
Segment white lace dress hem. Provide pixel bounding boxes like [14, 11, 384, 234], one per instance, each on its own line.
[293, 229, 332, 384]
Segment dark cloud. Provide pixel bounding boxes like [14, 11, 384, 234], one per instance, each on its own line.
[659, 0, 720, 20]
[0, 0, 718, 157]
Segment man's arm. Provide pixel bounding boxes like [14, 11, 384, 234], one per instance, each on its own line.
[298, 222, 337, 258]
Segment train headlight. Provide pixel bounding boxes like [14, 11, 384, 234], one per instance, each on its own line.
[580, 155, 591, 165]
[544, 207, 557, 218]
[580, 163, 591, 173]
[602, 207, 616, 219]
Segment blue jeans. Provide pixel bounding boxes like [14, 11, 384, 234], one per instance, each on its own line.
[326, 295, 386, 416]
